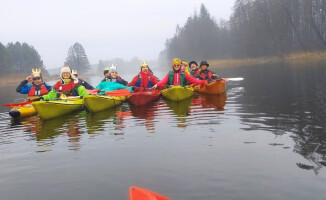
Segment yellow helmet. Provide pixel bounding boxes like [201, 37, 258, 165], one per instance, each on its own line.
[32, 68, 42, 78]
[181, 61, 188, 66]
[141, 62, 148, 67]
[172, 58, 181, 66]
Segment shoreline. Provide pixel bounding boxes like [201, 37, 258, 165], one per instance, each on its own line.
[209, 51, 326, 68]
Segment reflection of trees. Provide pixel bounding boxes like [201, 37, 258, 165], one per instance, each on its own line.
[233, 63, 326, 173]
[129, 102, 156, 133]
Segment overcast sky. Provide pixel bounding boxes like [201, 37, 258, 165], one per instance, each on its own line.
[1, 0, 235, 68]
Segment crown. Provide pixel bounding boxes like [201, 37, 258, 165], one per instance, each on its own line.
[141, 62, 148, 67]
[172, 58, 181, 65]
[103, 67, 110, 71]
[72, 70, 78, 75]
[32, 68, 42, 77]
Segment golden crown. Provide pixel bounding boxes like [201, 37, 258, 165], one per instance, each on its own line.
[32, 68, 42, 77]
[172, 58, 181, 66]
[103, 67, 110, 71]
[141, 62, 148, 67]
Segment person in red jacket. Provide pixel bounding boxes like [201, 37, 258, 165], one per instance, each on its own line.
[196, 61, 220, 83]
[127, 62, 158, 90]
[189, 61, 200, 77]
[152, 58, 206, 89]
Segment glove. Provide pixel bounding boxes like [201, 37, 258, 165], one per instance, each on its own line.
[200, 81, 208, 88]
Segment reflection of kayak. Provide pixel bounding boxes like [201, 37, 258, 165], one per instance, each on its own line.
[9, 104, 36, 118]
[165, 96, 193, 117]
[162, 86, 194, 101]
[83, 95, 126, 112]
[127, 90, 161, 106]
[198, 93, 227, 110]
[32, 98, 83, 120]
[193, 80, 226, 95]
[129, 186, 169, 200]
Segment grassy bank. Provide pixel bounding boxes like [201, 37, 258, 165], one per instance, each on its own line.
[209, 51, 326, 68]
[0, 74, 57, 86]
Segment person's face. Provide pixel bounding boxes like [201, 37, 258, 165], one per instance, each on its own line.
[33, 77, 42, 85]
[110, 72, 117, 78]
[173, 64, 181, 71]
[200, 65, 208, 70]
[190, 64, 197, 70]
[141, 65, 149, 73]
[62, 72, 71, 79]
[104, 72, 110, 78]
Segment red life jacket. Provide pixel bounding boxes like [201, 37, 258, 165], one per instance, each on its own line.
[53, 80, 77, 95]
[28, 84, 49, 97]
[198, 70, 213, 80]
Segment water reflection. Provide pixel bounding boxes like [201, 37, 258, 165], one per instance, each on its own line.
[129, 102, 156, 133]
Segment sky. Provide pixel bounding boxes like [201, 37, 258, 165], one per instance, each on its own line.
[0, 0, 235, 69]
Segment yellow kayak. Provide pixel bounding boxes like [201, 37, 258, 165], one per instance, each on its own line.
[9, 104, 37, 119]
[32, 98, 83, 120]
[161, 86, 194, 101]
[83, 95, 126, 112]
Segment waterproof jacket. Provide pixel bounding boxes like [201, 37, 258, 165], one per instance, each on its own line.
[157, 68, 204, 88]
[41, 80, 89, 100]
[101, 76, 128, 86]
[96, 81, 133, 93]
[16, 80, 51, 96]
[196, 69, 219, 82]
[127, 72, 158, 88]
[78, 78, 94, 90]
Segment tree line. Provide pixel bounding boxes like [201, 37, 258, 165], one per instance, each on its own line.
[160, 0, 326, 62]
[0, 42, 47, 77]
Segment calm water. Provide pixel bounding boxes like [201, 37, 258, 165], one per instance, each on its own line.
[0, 63, 326, 200]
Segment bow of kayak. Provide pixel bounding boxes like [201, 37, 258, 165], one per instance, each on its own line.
[83, 95, 126, 112]
[129, 186, 169, 200]
[162, 86, 194, 101]
[9, 104, 37, 119]
[32, 98, 83, 120]
[193, 80, 226, 95]
[127, 90, 161, 106]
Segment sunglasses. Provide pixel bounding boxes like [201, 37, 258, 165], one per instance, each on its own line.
[33, 77, 41, 80]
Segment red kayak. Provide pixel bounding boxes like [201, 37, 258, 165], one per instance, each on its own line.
[129, 186, 169, 200]
[127, 90, 161, 106]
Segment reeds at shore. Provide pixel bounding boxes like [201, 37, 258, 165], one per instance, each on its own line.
[209, 51, 326, 68]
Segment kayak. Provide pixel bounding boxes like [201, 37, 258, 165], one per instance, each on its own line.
[127, 90, 161, 106]
[161, 86, 194, 101]
[193, 79, 226, 95]
[9, 104, 37, 118]
[129, 186, 169, 200]
[32, 98, 83, 120]
[83, 95, 126, 112]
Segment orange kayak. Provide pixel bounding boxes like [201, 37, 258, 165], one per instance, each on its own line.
[193, 80, 226, 95]
[127, 90, 161, 106]
[129, 186, 169, 200]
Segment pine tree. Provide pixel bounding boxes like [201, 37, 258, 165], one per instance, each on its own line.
[65, 43, 91, 74]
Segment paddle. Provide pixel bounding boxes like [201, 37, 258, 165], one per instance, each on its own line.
[3, 101, 33, 107]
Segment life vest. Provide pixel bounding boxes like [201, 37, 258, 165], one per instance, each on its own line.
[198, 70, 213, 80]
[53, 80, 78, 96]
[191, 69, 200, 77]
[136, 73, 154, 88]
[168, 70, 186, 86]
[28, 84, 49, 97]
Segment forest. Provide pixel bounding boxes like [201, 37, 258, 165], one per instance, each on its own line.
[160, 0, 326, 62]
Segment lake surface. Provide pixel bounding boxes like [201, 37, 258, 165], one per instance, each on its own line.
[0, 62, 326, 200]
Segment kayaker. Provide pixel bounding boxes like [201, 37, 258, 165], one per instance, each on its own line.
[38, 65, 89, 100]
[71, 70, 94, 89]
[127, 62, 159, 90]
[101, 65, 128, 86]
[152, 58, 207, 89]
[181, 61, 190, 75]
[189, 61, 200, 77]
[16, 68, 51, 97]
[196, 61, 220, 83]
